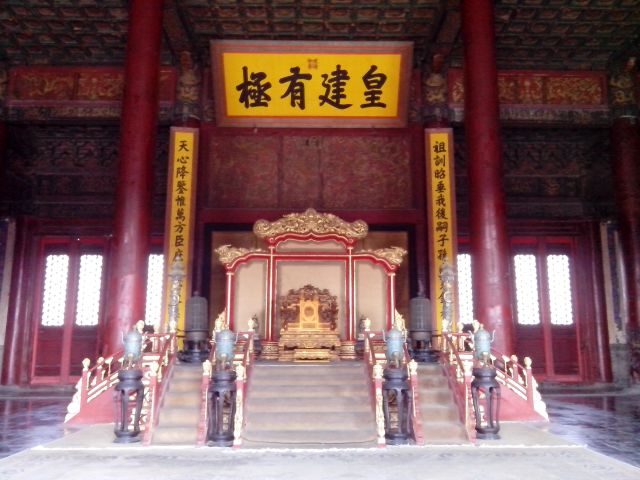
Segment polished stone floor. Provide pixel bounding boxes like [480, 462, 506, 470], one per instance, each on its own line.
[1, 387, 639, 469]
[543, 389, 640, 468]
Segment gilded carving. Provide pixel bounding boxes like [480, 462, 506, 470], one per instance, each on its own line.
[214, 244, 263, 265]
[423, 54, 446, 104]
[14, 73, 75, 100]
[609, 57, 638, 117]
[213, 309, 228, 333]
[547, 77, 604, 105]
[77, 72, 124, 101]
[449, 69, 605, 107]
[518, 77, 544, 104]
[360, 246, 406, 267]
[254, 208, 368, 240]
[175, 51, 201, 122]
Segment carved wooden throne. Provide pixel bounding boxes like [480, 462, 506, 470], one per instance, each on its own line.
[277, 284, 341, 362]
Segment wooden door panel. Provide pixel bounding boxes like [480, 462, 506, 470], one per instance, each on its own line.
[550, 325, 579, 376]
[69, 326, 99, 376]
[33, 327, 64, 378]
[515, 325, 546, 377]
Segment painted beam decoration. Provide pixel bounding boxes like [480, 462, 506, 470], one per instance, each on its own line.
[211, 40, 412, 128]
[448, 69, 610, 125]
[5, 66, 177, 122]
[425, 128, 458, 333]
[163, 127, 198, 333]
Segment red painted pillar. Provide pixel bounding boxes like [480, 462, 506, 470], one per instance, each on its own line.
[461, 0, 515, 354]
[104, 0, 164, 355]
[611, 117, 640, 331]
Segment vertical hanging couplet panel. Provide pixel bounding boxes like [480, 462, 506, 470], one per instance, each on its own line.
[425, 128, 458, 333]
[163, 127, 199, 333]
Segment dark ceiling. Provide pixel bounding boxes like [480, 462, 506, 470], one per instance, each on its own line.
[1, 0, 639, 72]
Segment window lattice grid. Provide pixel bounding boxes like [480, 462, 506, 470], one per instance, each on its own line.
[546, 254, 574, 326]
[75, 254, 104, 326]
[145, 254, 165, 326]
[456, 253, 474, 325]
[41, 254, 70, 327]
[514, 254, 541, 326]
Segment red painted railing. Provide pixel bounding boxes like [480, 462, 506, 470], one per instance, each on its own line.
[363, 331, 387, 446]
[440, 333, 476, 442]
[404, 343, 424, 445]
[141, 333, 178, 445]
[436, 331, 549, 439]
[64, 332, 178, 435]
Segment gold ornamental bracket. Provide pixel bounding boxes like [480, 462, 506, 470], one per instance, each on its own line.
[215, 244, 264, 267]
[253, 208, 369, 245]
[357, 246, 407, 268]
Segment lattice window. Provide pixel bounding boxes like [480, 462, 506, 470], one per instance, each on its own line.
[456, 253, 474, 325]
[41, 254, 70, 327]
[514, 254, 541, 326]
[547, 254, 574, 326]
[145, 254, 165, 326]
[75, 254, 104, 326]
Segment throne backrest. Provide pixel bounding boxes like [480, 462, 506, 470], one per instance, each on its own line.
[279, 284, 338, 332]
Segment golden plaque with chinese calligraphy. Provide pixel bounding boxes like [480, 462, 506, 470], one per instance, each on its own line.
[211, 40, 413, 128]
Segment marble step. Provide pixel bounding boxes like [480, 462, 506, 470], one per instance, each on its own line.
[420, 404, 460, 422]
[245, 411, 374, 431]
[248, 395, 372, 413]
[172, 364, 205, 379]
[421, 421, 469, 444]
[167, 378, 202, 393]
[251, 364, 365, 378]
[248, 384, 369, 399]
[163, 392, 200, 408]
[157, 405, 200, 426]
[419, 387, 455, 403]
[250, 374, 366, 386]
[151, 425, 198, 445]
[242, 428, 377, 445]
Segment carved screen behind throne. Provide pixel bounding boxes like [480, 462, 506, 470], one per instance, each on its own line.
[213, 210, 407, 357]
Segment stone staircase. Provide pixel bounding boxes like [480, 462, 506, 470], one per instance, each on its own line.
[417, 363, 469, 444]
[242, 362, 377, 447]
[151, 362, 202, 445]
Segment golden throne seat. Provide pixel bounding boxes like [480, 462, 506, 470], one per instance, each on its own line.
[277, 284, 341, 362]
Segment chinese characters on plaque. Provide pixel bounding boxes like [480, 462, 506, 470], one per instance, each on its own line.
[236, 63, 388, 111]
[211, 41, 412, 128]
[164, 128, 198, 333]
[426, 129, 457, 333]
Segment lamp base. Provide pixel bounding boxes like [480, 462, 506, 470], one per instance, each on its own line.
[476, 431, 500, 440]
[113, 431, 141, 444]
[412, 347, 439, 363]
[178, 349, 210, 363]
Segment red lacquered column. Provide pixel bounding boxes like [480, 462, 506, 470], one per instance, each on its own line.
[461, 0, 515, 354]
[612, 117, 640, 331]
[104, 0, 164, 355]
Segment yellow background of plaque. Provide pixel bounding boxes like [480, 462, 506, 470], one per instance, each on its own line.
[222, 52, 402, 117]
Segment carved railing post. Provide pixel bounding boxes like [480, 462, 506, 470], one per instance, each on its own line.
[407, 359, 424, 445]
[373, 364, 385, 446]
[233, 364, 245, 447]
[524, 356, 534, 406]
[197, 360, 212, 446]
